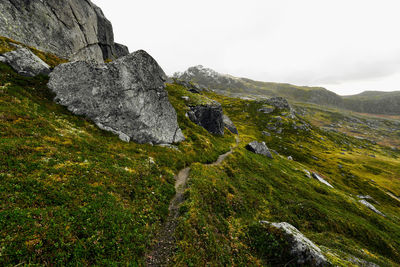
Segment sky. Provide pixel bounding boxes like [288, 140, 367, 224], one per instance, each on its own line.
[93, 0, 400, 96]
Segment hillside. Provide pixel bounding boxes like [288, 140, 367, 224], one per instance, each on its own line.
[174, 65, 400, 115]
[1, 37, 400, 266]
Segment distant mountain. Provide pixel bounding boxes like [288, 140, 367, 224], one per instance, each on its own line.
[173, 65, 400, 115]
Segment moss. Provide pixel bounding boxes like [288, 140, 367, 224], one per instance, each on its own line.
[0, 36, 67, 68]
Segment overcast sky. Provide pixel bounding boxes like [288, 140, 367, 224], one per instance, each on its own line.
[93, 0, 400, 96]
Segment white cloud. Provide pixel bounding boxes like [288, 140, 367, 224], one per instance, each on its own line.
[93, 0, 400, 95]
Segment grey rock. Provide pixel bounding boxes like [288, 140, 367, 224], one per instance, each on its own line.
[264, 97, 292, 110]
[112, 43, 130, 59]
[246, 141, 273, 158]
[359, 200, 385, 217]
[304, 169, 312, 178]
[260, 221, 329, 266]
[223, 115, 238, 134]
[258, 106, 275, 114]
[262, 131, 271, 136]
[311, 172, 334, 188]
[287, 156, 293, 161]
[357, 195, 377, 203]
[188, 102, 224, 135]
[48, 50, 184, 144]
[0, 0, 128, 62]
[0, 48, 51, 77]
[347, 256, 380, 267]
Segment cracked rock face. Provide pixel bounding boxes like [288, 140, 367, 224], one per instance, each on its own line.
[260, 221, 329, 266]
[0, 48, 51, 77]
[0, 0, 129, 62]
[48, 50, 185, 144]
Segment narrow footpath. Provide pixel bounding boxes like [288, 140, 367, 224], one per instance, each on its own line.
[146, 136, 239, 266]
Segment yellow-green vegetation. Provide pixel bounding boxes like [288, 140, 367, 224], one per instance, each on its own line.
[1, 38, 400, 266]
[0, 36, 67, 68]
[0, 54, 235, 264]
[172, 92, 400, 266]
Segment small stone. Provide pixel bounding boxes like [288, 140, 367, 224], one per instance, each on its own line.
[311, 172, 334, 188]
[262, 131, 271, 136]
[359, 200, 385, 217]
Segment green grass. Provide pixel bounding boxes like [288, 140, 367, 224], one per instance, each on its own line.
[1, 37, 400, 266]
[172, 93, 400, 266]
[0, 59, 235, 265]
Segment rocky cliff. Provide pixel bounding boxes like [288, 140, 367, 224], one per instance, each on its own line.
[0, 0, 129, 62]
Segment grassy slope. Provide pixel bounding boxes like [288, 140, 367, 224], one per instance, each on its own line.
[1, 37, 400, 266]
[0, 38, 235, 265]
[173, 93, 400, 266]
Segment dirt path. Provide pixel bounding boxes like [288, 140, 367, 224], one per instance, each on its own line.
[145, 136, 239, 266]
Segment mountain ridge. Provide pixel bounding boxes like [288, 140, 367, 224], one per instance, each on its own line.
[174, 65, 400, 115]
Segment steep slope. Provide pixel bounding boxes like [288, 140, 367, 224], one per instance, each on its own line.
[174, 65, 400, 115]
[0, 50, 236, 265]
[172, 91, 400, 266]
[1, 40, 400, 265]
[0, 0, 129, 62]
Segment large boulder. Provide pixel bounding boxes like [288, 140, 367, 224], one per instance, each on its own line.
[48, 50, 185, 144]
[246, 141, 273, 158]
[0, 48, 51, 77]
[188, 102, 224, 135]
[0, 0, 129, 62]
[223, 115, 238, 134]
[260, 221, 329, 266]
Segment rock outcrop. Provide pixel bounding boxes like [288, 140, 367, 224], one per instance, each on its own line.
[188, 102, 224, 135]
[0, 48, 51, 77]
[246, 141, 273, 158]
[48, 50, 185, 144]
[172, 78, 203, 94]
[223, 115, 238, 134]
[264, 97, 292, 111]
[311, 172, 334, 188]
[0, 0, 129, 62]
[260, 221, 329, 266]
[359, 199, 385, 217]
